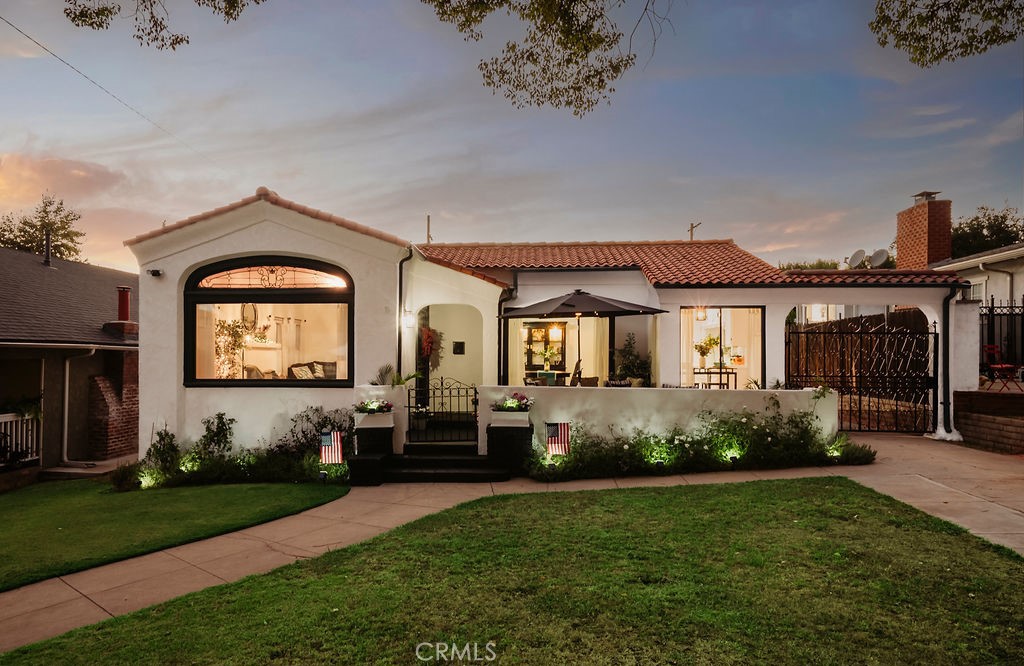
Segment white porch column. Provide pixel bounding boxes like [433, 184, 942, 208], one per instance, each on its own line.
[655, 308, 681, 386]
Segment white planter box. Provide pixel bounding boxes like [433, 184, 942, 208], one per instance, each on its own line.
[490, 411, 531, 427]
[354, 412, 395, 429]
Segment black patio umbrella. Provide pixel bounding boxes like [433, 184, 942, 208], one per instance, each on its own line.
[501, 289, 666, 378]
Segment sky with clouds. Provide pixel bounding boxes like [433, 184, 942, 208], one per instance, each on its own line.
[0, 0, 1021, 272]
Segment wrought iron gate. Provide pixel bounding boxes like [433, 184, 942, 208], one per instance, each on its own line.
[980, 300, 1022, 367]
[785, 322, 938, 432]
[407, 377, 478, 443]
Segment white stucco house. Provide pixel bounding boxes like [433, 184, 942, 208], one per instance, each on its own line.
[126, 188, 977, 454]
[931, 242, 1024, 305]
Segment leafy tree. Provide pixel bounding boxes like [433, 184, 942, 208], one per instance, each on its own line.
[951, 204, 1024, 258]
[64, 0, 266, 50]
[0, 194, 87, 261]
[870, 0, 1024, 67]
[61, 1, 1023, 115]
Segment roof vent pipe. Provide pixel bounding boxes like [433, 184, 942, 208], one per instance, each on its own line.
[43, 228, 52, 267]
[117, 286, 132, 321]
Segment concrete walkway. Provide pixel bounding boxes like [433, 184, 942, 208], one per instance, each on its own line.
[2, 433, 1022, 653]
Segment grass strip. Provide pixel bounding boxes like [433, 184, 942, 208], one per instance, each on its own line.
[0, 478, 347, 591]
[5, 477, 1021, 664]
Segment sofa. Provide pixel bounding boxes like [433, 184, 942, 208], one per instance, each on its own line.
[287, 361, 338, 380]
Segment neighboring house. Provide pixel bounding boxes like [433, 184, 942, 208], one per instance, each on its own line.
[0, 247, 139, 475]
[126, 187, 975, 452]
[931, 242, 1024, 305]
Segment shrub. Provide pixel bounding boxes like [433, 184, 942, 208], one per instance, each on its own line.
[195, 412, 236, 459]
[835, 436, 877, 465]
[144, 426, 181, 478]
[109, 462, 142, 492]
[124, 408, 354, 490]
[274, 406, 354, 459]
[528, 391, 875, 482]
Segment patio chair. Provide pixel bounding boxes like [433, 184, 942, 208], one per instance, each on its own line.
[568, 359, 582, 387]
[982, 345, 1021, 392]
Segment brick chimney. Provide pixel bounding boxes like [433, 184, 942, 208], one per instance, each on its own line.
[102, 286, 139, 340]
[895, 191, 952, 269]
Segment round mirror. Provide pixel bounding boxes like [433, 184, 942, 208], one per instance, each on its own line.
[240, 303, 257, 331]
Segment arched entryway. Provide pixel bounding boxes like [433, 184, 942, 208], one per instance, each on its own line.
[411, 304, 483, 444]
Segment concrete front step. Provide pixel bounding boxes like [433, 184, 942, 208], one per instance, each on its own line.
[402, 443, 478, 456]
[383, 467, 511, 483]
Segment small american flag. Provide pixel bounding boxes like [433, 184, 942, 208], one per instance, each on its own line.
[320, 430, 344, 464]
[546, 422, 570, 456]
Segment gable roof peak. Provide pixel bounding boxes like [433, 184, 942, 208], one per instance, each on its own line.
[125, 188, 410, 248]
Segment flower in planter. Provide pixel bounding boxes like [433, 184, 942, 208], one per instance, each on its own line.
[492, 392, 534, 412]
[354, 399, 394, 414]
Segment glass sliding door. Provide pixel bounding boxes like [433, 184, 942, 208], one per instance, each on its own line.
[680, 307, 763, 389]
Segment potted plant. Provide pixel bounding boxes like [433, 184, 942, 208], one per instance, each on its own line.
[490, 392, 533, 427]
[410, 405, 430, 430]
[539, 347, 558, 371]
[693, 334, 720, 369]
[353, 399, 395, 429]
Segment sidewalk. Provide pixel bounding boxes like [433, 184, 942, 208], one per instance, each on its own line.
[2, 433, 1022, 652]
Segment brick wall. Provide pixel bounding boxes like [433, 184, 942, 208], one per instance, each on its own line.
[88, 351, 139, 460]
[953, 391, 1024, 454]
[896, 199, 952, 269]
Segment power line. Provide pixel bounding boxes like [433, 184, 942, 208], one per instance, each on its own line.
[0, 12, 208, 160]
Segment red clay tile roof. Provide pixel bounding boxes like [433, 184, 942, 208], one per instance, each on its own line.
[777, 269, 968, 286]
[125, 187, 409, 248]
[415, 240, 785, 287]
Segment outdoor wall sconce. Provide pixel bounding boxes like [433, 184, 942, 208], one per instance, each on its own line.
[147, 269, 163, 277]
[695, 307, 707, 321]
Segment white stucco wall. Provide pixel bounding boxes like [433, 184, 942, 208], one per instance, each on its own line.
[428, 304, 484, 386]
[129, 200, 409, 453]
[477, 386, 839, 454]
[403, 254, 503, 386]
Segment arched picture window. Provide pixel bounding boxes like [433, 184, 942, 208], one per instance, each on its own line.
[184, 257, 354, 386]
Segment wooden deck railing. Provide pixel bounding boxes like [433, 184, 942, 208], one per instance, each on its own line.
[0, 412, 40, 467]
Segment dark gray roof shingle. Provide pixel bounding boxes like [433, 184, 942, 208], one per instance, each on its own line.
[0, 248, 139, 347]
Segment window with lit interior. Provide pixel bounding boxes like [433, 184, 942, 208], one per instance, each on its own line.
[184, 257, 353, 386]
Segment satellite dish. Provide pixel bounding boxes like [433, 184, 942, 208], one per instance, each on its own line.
[848, 249, 866, 269]
[869, 249, 890, 267]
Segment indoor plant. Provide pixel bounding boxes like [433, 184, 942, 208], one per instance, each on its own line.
[693, 334, 720, 369]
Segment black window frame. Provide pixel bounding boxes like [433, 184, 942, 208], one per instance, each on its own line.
[680, 305, 766, 390]
[183, 256, 355, 388]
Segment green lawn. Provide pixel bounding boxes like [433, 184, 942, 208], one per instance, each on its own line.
[0, 478, 347, 592]
[5, 477, 1022, 665]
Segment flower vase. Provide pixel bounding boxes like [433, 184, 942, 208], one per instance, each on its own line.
[699, 356, 706, 369]
[544, 360, 551, 371]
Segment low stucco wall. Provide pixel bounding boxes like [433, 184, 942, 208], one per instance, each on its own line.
[477, 386, 839, 455]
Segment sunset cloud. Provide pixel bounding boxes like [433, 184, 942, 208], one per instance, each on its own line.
[0, 154, 127, 210]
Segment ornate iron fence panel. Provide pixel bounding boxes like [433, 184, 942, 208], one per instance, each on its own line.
[408, 377, 478, 443]
[979, 300, 1022, 367]
[786, 321, 938, 432]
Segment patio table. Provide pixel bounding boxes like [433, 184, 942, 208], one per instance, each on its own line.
[694, 368, 737, 390]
